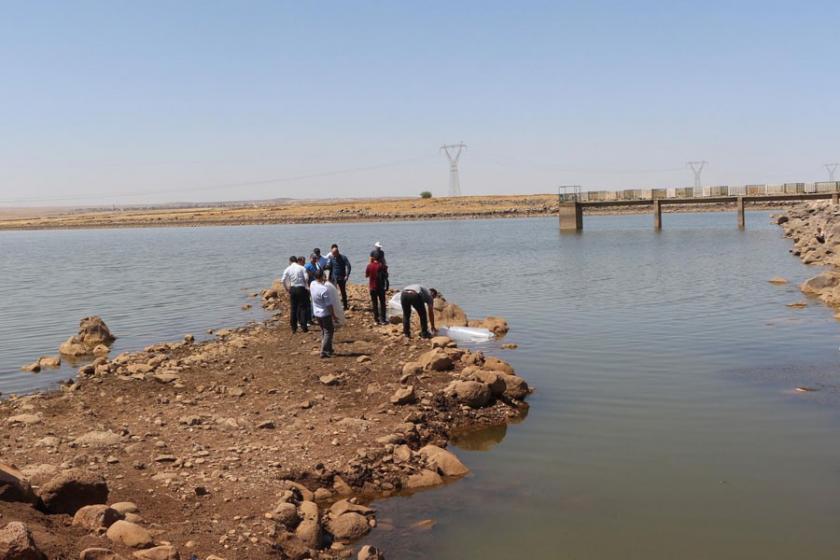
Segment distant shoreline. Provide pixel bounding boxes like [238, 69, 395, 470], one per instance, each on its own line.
[0, 196, 797, 231]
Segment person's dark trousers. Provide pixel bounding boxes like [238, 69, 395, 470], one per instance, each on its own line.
[316, 315, 334, 357]
[400, 290, 428, 337]
[335, 277, 349, 309]
[289, 286, 309, 332]
[370, 288, 386, 323]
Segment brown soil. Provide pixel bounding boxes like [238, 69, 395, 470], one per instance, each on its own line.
[0, 284, 528, 559]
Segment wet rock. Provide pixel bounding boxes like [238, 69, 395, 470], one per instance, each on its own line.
[444, 380, 491, 408]
[418, 445, 470, 477]
[73, 505, 124, 533]
[20, 362, 40, 373]
[38, 468, 109, 515]
[499, 373, 530, 400]
[0, 522, 46, 560]
[390, 386, 416, 405]
[37, 356, 61, 368]
[59, 316, 115, 355]
[105, 520, 153, 549]
[405, 469, 443, 490]
[0, 462, 39, 505]
[768, 277, 788, 285]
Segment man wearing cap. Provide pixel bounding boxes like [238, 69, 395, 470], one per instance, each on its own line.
[280, 256, 309, 334]
[400, 284, 437, 338]
[370, 242, 388, 289]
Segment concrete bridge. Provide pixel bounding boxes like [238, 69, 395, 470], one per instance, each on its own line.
[558, 192, 840, 231]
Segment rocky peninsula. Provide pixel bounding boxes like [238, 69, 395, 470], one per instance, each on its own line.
[777, 201, 840, 310]
[0, 284, 529, 559]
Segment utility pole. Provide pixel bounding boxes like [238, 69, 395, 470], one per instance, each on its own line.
[825, 163, 839, 182]
[687, 161, 707, 191]
[441, 142, 467, 196]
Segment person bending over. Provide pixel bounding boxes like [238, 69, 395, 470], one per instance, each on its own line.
[400, 284, 437, 338]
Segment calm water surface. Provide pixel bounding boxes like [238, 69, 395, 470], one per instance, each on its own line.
[3, 212, 840, 559]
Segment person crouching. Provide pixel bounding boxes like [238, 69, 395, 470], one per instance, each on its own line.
[400, 284, 437, 338]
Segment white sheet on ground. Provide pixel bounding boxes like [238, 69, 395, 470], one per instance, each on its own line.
[437, 326, 495, 341]
[388, 292, 403, 313]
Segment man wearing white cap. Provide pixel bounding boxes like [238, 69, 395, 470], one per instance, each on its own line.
[370, 242, 388, 289]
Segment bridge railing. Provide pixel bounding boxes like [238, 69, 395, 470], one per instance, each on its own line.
[558, 182, 840, 203]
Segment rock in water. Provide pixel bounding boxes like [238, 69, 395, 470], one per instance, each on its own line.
[38, 468, 109, 515]
[59, 316, 116, 355]
[0, 522, 46, 560]
[358, 545, 385, 560]
[326, 512, 370, 542]
[418, 445, 470, 477]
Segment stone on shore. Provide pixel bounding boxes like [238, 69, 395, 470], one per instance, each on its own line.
[79, 548, 122, 560]
[20, 362, 40, 373]
[418, 445, 470, 477]
[0, 463, 39, 505]
[326, 512, 370, 542]
[0, 522, 46, 560]
[132, 545, 180, 559]
[405, 469, 444, 490]
[418, 349, 453, 372]
[390, 385, 416, 405]
[38, 468, 109, 515]
[499, 373, 530, 400]
[358, 545, 384, 560]
[105, 520, 153, 549]
[73, 505, 124, 533]
[444, 380, 491, 408]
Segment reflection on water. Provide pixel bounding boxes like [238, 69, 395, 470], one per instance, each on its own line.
[4, 213, 840, 558]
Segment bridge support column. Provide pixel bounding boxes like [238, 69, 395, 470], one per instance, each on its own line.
[653, 200, 662, 230]
[737, 197, 745, 229]
[559, 202, 582, 231]
[832, 193, 839, 205]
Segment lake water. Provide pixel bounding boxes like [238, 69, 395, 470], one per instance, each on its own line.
[3, 213, 840, 558]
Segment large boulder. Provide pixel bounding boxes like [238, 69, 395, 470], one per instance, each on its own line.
[59, 316, 115, 355]
[0, 522, 46, 560]
[38, 469, 108, 515]
[438, 303, 468, 326]
[499, 373, 530, 400]
[418, 349, 453, 372]
[405, 469, 443, 490]
[418, 445, 470, 477]
[444, 381, 491, 408]
[0, 463, 38, 505]
[482, 356, 515, 375]
[73, 505, 123, 533]
[468, 370, 506, 397]
[326, 512, 370, 542]
[801, 272, 840, 295]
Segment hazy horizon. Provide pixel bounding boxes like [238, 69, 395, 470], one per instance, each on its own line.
[2, 1, 838, 207]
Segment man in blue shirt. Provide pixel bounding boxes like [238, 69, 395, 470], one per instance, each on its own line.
[326, 244, 352, 310]
[313, 248, 329, 271]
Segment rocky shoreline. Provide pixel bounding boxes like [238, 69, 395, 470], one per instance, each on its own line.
[776, 201, 840, 311]
[0, 284, 529, 559]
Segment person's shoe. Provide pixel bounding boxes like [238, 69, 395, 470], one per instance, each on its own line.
[302, 328, 309, 333]
[420, 331, 433, 339]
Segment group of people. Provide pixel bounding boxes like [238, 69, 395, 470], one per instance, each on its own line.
[280, 241, 438, 358]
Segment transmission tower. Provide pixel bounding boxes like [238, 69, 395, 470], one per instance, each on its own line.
[825, 163, 839, 182]
[687, 161, 708, 190]
[441, 142, 467, 196]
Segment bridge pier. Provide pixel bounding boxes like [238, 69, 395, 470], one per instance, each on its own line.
[653, 200, 662, 230]
[737, 197, 745, 229]
[559, 202, 582, 231]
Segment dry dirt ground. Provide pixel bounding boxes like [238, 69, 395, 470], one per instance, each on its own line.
[0, 195, 558, 230]
[0, 284, 529, 560]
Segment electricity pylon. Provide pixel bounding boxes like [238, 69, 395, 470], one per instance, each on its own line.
[687, 161, 707, 190]
[825, 163, 839, 182]
[441, 143, 467, 196]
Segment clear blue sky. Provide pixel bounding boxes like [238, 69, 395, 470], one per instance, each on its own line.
[1, 1, 837, 205]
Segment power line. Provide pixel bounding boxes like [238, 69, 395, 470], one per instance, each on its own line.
[440, 142, 467, 196]
[0, 155, 435, 205]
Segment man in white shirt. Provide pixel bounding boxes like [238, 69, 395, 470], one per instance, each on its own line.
[310, 268, 338, 358]
[281, 255, 310, 334]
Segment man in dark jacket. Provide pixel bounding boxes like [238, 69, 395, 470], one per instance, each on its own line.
[326, 244, 351, 310]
